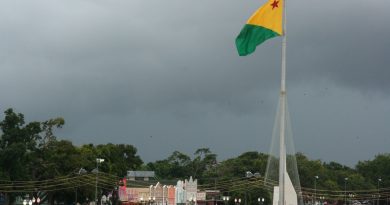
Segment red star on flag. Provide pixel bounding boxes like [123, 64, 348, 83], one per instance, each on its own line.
[271, 0, 279, 9]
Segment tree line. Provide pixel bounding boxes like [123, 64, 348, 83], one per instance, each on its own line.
[1, 108, 389, 205]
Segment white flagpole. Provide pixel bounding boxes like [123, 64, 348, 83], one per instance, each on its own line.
[278, 0, 287, 204]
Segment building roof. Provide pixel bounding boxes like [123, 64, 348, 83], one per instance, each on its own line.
[127, 171, 155, 177]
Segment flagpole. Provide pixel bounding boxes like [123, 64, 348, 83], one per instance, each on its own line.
[278, 0, 287, 205]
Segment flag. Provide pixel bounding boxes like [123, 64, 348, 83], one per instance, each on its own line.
[235, 0, 283, 56]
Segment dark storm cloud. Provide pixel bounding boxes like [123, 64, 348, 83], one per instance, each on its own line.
[0, 0, 389, 166]
[287, 0, 390, 93]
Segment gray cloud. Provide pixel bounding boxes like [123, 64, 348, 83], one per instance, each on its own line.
[0, 0, 389, 167]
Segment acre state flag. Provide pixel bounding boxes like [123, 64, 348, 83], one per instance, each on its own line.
[235, 0, 283, 56]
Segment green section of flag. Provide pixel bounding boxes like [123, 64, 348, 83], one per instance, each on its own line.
[235, 24, 280, 56]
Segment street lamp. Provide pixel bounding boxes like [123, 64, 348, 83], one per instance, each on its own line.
[150, 197, 155, 205]
[75, 168, 87, 205]
[348, 194, 355, 205]
[95, 158, 105, 204]
[34, 197, 41, 205]
[314, 176, 319, 205]
[378, 178, 382, 205]
[344, 178, 348, 205]
[245, 171, 260, 205]
[319, 196, 324, 205]
[188, 197, 196, 205]
[258, 198, 265, 205]
[223, 196, 230, 205]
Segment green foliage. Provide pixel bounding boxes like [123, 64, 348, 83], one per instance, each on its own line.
[0, 108, 144, 205]
[1, 108, 390, 205]
[40, 117, 65, 147]
[0, 109, 42, 204]
[147, 151, 192, 179]
[0, 108, 42, 181]
[191, 148, 217, 178]
[96, 143, 143, 176]
[215, 151, 268, 180]
[146, 148, 218, 180]
[356, 154, 390, 188]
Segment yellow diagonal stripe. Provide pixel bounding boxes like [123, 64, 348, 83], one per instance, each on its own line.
[246, 0, 283, 35]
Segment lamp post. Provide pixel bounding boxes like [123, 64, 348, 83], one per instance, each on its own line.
[152, 197, 156, 205]
[378, 178, 382, 205]
[314, 176, 319, 205]
[258, 198, 265, 205]
[34, 197, 41, 205]
[245, 171, 252, 205]
[348, 194, 354, 205]
[188, 197, 196, 205]
[234, 198, 241, 205]
[319, 196, 324, 205]
[245, 171, 260, 205]
[223, 196, 230, 205]
[192, 197, 196, 205]
[344, 178, 348, 205]
[95, 158, 105, 204]
[75, 168, 87, 205]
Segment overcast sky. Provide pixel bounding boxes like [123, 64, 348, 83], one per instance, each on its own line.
[1, 0, 389, 167]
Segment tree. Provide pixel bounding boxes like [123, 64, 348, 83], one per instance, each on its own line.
[96, 143, 143, 176]
[40, 140, 82, 205]
[147, 151, 191, 179]
[191, 148, 217, 179]
[356, 154, 390, 188]
[0, 109, 42, 205]
[40, 117, 65, 148]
